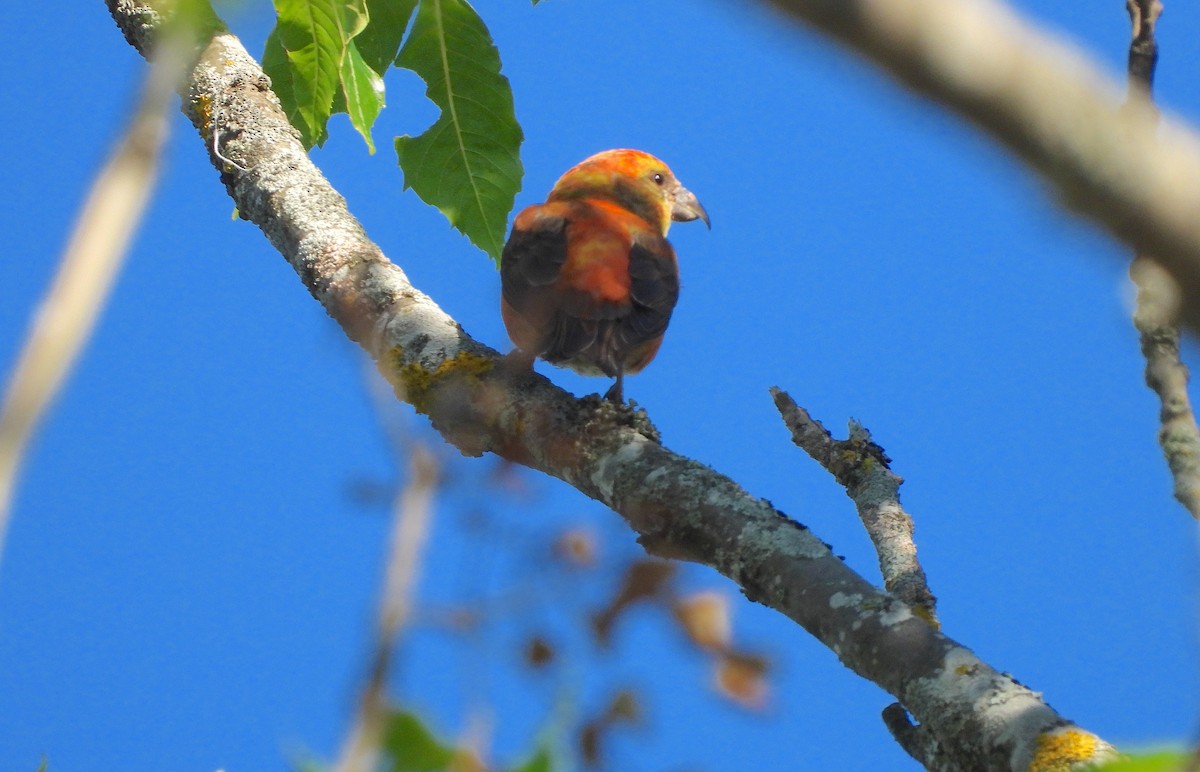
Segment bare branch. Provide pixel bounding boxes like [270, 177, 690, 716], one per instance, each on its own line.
[1117, 1, 1200, 520]
[106, 2, 1120, 767]
[760, 0, 1200, 337]
[1132, 260, 1200, 518]
[770, 389, 936, 623]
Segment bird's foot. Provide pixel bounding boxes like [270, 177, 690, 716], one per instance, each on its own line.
[603, 372, 625, 403]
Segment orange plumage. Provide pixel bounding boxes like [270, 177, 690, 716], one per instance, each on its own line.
[500, 149, 709, 402]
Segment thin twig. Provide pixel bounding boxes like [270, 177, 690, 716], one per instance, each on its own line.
[1121, 1, 1200, 520]
[0, 27, 189, 568]
[1127, 0, 1162, 94]
[1131, 261, 1200, 518]
[334, 441, 440, 772]
[770, 388, 937, 624]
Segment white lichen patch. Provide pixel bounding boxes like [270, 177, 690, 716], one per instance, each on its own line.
[387, 296, 457, 341]
[829, 591, 864, 610]
[643, 466, 669, 487]
[879, 603, 914, 627]
[914, 646, 1069, 769]
[732, 514, 828, 569]
[591, 439, 647, 500]
[939, 647, 981, 681]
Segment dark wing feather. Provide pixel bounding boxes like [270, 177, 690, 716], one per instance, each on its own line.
[618, 236, 680, 351]
[501, 208, 570, 356]
[549, 317, 601, 365]
[501, 210, 568, 304]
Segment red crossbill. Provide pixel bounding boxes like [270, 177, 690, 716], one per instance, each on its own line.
[500, 149, 709, 402]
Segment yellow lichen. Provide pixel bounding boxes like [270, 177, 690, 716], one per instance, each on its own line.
[912, 604, 940, 629]
[194, 93, 213, 133]
[1029, 728, 1102, 771]
[390, 348, 494, 412]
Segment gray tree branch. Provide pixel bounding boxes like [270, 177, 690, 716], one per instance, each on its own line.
[106, 1, 1119, 768]
[1121, 0, 1200, 520]
[770, 389, 936, 622]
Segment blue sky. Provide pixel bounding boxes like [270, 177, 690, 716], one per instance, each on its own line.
[2, 1, 1198, 770]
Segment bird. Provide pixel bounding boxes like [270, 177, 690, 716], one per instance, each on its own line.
[500, 149, 709, 402]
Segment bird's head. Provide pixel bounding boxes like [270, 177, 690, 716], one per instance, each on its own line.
[548, 149, 710, 236]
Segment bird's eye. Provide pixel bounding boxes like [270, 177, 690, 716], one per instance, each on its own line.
[651, 172, 665, 186]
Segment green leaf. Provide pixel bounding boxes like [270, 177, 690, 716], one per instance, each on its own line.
[291, 757, 329, 772]
[510, 745, 554, 772]
[265, 0, 370, 148]
[170, 0, 226, 38]
[341, 0, 370, 36]
[383, 710, 458, 771]
[262, 28, 308, 142]
[341, 40, 385, 153]
[394, 0, 523, 263]
[356, 0, 418, 76]
[1098, 750, 1191, 771]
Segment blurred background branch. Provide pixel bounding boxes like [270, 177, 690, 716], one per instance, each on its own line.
[763, 0, 1200, 336]
[334, 436, 440, 772]
[0, 24, 191, 568]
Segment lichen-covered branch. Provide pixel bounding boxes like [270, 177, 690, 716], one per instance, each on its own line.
[770, 388, 936, 623]
[762, 0, 1200, 337]
[1120, 0, 1200, 520]
[106, 1, 1117, 768]
[771, 389, 945, 766]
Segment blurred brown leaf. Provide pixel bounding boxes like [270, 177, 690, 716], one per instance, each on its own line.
[605, 689, 642, 725]
[554, 527, 598, 569]
[579, 721, 601, 768]
[579, 687, 644, 768]
[524, 635, 555, 669]
[673, 590, 731, 653]
[714, 651, 770, 711]
[591, 560, 677, 645]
